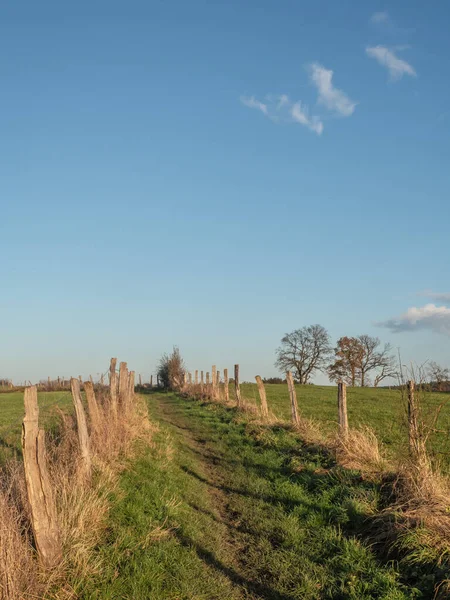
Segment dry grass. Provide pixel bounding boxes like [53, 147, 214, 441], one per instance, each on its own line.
[0, 462, 38, 600]
[335, 426, 389, 476]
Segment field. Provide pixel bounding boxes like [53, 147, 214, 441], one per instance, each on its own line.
[2, 383, 450, 467]
[235, 383, 450, 469]
[0, 390, 73, 464]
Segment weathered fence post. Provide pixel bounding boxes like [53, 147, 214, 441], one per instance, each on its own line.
[407, 380, 419, 458]
[337, 381, 348, 439]
[206, 372, 210, 385]
[84, 380, 102, 438]
[118, 362, 129, 406]
[150, 374, 153, 388]
[109, 358, 118, 421]
[234, 364, 242, 408]
[139, 374, 142, 387]
[89, 374, 94, 385]
[71, 378, 92, 480]
[100, 373, 104, 386]
[195, 370, 198, 385]
[255, 376, 269, 419]
[212, 366, 218, 400]
[223, 368, 229, 403]
[128, 371, 135, 408]
[22, 386, 61, 568]
[201, 371, 204, 385]
[286, 371, 300, 426]
[188, 372, 192, 385]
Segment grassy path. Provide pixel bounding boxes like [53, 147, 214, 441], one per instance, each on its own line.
[78, 392, 430, 599]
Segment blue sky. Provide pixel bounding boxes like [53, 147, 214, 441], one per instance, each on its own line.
[1, 0, 449, 383]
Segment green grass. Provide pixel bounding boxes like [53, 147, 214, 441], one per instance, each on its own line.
[73, 392, 448, 599]
[234, 383, 450, 469]
[0, 390, 73, 463]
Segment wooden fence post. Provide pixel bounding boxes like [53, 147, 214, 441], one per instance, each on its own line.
[150, 374, 153, 388]
[223, 368, 229, 403]
[212, 366, 217, 399]
[188, 372, 192, 385]
[139, 374, 142, 387]
[234, 364, 242, 408]
[89, 374, 94, 385]
[201, 371, 204, 385]
[286, 371, 300, 426]
[255, 376, 269, 419]
[337, 382, 348, 439]
[100, 373, 104, 386]
[195, 370, 198, 385]
[109, 358, 118, 421]
[119, 362, 129, 406]
[22, 386, 61, 568]
[407, 380, 419, 458]
[70, 378, 91, 480]
[84, 380, 102, 438]
[206, 372, 210, 385]
[128, 371, 135, 408]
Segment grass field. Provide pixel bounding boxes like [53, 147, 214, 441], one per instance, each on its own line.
[0, 390, 73, 464]
[2, 383, 450, 469]
[72, 391, 445, 599]
[234, 383, 450, 469]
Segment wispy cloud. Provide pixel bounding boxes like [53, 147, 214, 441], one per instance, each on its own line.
[291, 102, 324, 135]
[378, 304, 450, 336]
[370, 11, 390, 25]
[240, 94, 323, 135]
[419, 290, 450, 303]
[309, 63, 356, 117]
[366, 45, 416, 80]
[240, 96, 268, 116]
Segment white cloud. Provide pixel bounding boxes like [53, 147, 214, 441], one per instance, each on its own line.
[240, 95, 268, 115]
[378, 304, 450, 335]
[291, 102, 324, 135]
[240, 94, 323, 135]
[309, 63, 356, 117]
[366, 45, 416, 80]
[370, 11, 390, 25]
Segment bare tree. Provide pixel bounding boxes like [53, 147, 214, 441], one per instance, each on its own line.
[427, 361, 450, 392]
[358, 335, 397, 387]
[275, 325, 332, 384]
[328, 335, 397, 387]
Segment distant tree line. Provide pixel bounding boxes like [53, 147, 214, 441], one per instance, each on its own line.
[275, 325, 397, 387]
[275, 325, 450, 388]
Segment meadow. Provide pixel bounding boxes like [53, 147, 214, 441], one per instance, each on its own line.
[234, 383, 450, 469]
[0, 390, 73, 464]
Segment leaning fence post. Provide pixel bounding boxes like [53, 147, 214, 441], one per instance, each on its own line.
[71, 378, 92, 480]
[234, 364, 242, 408]
[223, 368, 229, 403]
[255, 376, 269, 419]
[84, 380, 102, 438]
[109, 358, 118, 421]
[22, 386, 61, 568]
[337, 382, 348, 439]
[286, 371, 300, 426]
